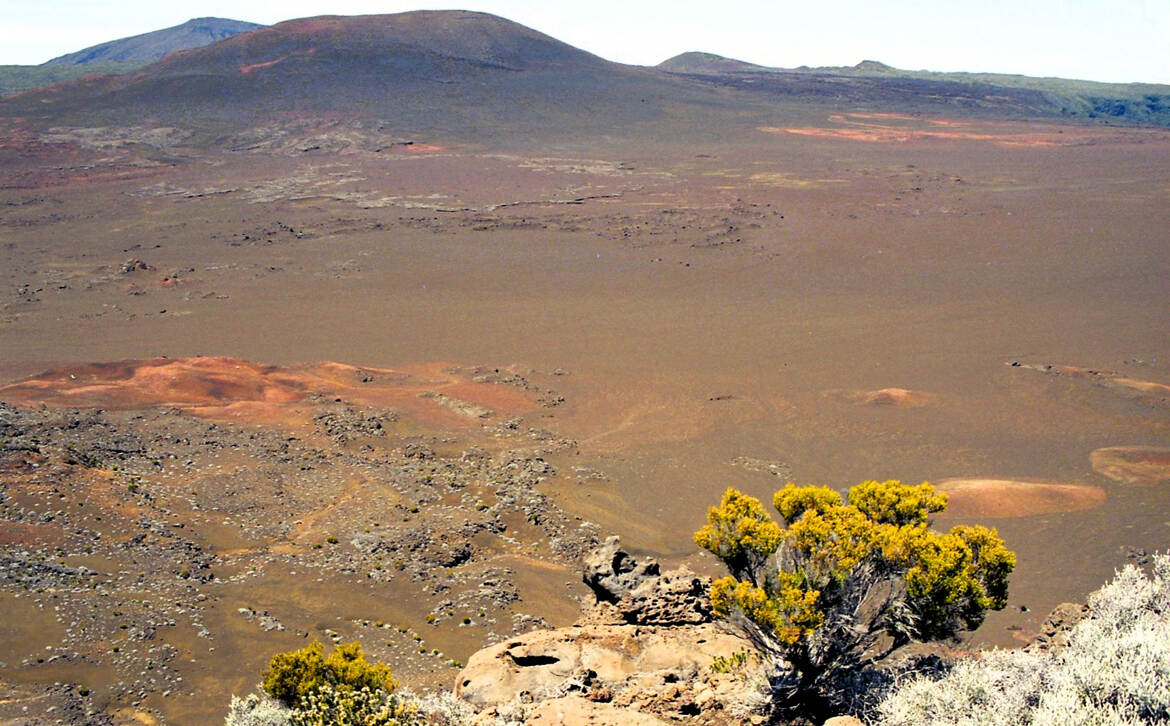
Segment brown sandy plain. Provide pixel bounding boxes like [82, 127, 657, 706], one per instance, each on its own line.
[1, 110, 1170, 722]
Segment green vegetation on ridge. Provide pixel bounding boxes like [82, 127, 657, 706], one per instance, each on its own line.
[0, 61, 146, 97]
[660, 54, 1170, 126]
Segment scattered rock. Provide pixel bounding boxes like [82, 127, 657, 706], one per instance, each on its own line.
[313, 406, 392, 444]
[420, 391, 494, 419]
[0, 367, 600, 721]
[120, 259, 153, 274]
[729, 456, 793, 480]
[1011, 362, 1170, 405]
[0, 679, 109, 725]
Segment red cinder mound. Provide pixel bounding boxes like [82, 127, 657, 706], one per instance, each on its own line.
[0, 357, 301, 409]
[0, 357, 539, 429]
[936, 478, 1106, 518]
[1090, 446, 1170, 485]
[854, 387, 936, 408]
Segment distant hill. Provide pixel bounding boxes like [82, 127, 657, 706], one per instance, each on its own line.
[0, 11, 705, 142]
[658, 52, 767, 74]
[657, 55, 899, 76]
[44, 17, 262, 65]
[0, 61, 145, 97]
[659, 53, 1170, 127]
[4, 12, 1169, 138]
[0, 18, 262, 97]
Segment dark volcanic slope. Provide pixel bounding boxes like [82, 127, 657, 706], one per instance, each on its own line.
[4, 11, 707, 143]
[5, 10, 1170, 141]
[660, 53, 1170, 127]
[43, 17, 263, 65]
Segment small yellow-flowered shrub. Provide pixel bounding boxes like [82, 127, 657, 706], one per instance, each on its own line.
[696, 480, 1015, 718]
[262, 641, 397, 708]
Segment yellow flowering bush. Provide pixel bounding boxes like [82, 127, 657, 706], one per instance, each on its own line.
[773, 484, 842, 524]
[710, 573, 823, 646]
[848, 479, 948, 526]
[262, 641, 397, 708]
[229, 641, 432, 726]
[694, 487, 783, 581]
[695, 480, 1015, 716]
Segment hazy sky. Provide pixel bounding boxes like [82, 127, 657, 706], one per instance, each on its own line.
[1, 0, 1167, 84]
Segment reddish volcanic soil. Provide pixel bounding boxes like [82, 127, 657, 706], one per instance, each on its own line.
[764, 113, 1168, 147]
[1090, 446, 1170, 485]
[935, 478, 1107, 518]
[1, 113, 1169, 722]
[0, 357, 540, 429]
[836, 387, 938, 408]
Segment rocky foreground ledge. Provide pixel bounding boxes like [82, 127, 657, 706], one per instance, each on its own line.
[454, 537, 775, 724]
[449, 538, 1100, 726]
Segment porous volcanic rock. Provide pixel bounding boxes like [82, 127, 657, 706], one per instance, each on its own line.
[455, 540, 768, 724]
[582, 536, 713, 625]
[455, 622, 766, 722]
[1024, 602, 1089, 653]
[525, 695, 672, 724]
[456, 622, 749, 705]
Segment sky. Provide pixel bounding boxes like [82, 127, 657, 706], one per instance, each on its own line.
[1, 0, 1167, 84]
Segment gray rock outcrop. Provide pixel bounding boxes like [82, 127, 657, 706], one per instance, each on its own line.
[454, 538, 770, 724]
[1025, 601, 1090, 652]
[581, 536, 712, 625]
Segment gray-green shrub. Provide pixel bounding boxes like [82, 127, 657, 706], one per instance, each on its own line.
[225, 694, 293, 726]
[877, 554, 1170, 725]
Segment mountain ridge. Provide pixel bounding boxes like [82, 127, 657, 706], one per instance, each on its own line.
[43, 17, 263, 66]
[0, 11, 692, 144]
[3, 11, 1169, 136]
[658, 51, 767, 74]
[657, 51, 1170, 126]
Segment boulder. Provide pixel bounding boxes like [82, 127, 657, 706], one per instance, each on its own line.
[455, 538, 768, 723]
[581, 537, 712, 625]
[456, 622, 744, 705]
[1025, 601, 1089, 652]
[582, 536, 660, 601]
[455, 622, 768, 722]
[526, 695, 671, 725]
